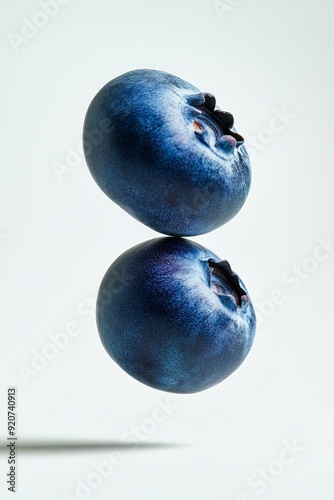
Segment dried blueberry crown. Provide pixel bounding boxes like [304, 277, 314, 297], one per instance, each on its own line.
[189, 92, 244, 146]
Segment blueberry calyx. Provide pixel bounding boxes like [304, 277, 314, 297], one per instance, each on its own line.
[196, 93, 244, 146]
[208, 259, 247, 307]
[202, 92, 216, 111]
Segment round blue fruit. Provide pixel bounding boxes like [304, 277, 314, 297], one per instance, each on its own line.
[83, 69, 252, 236]
[97, 237, 256, 393]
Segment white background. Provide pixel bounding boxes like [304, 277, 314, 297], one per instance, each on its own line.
[1, 0, 334, 499]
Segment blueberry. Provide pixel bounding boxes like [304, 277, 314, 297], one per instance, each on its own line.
[97, 237, 256, 393]
[83, 69, 252, 236]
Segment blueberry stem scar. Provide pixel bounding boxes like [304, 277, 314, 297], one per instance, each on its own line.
[208, 259, 247, 307]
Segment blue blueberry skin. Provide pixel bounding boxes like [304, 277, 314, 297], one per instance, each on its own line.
[83, 69, 252, 236]
[97, 237, 256, 393]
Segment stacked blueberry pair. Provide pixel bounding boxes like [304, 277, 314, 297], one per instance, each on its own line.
[83, 70, 256, 394]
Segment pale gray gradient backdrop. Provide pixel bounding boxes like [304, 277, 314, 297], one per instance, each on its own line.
[1, 0, 333, 498]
